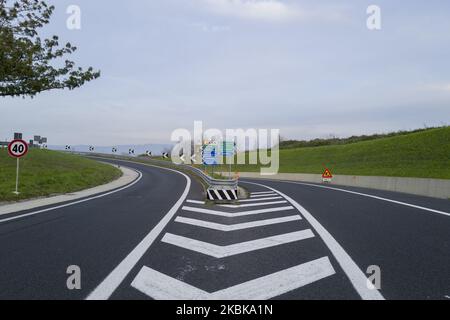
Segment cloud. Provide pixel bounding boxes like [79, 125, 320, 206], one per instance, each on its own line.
[423, 83, 450, 92]
[191, 22, 231, 32]
[199, 0, 302, 22]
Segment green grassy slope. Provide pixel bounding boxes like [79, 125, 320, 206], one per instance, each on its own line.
[0, 149, 122, 202]
[229, 127, 450, 179]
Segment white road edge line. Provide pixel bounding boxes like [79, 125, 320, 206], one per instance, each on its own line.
[242, 181, 385, 300]
[86, 165, 191, 300]
[0, 169, 143, 224]
[131, 256, 336, 300]
[286, 181, 450, 217]
[161, 230, 315, 258]
[175, 215, 302, 231]
[182, 206, 295, 217]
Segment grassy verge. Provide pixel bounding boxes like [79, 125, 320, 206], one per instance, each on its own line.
[215, 126, 450, 179]
[0, 149, 122, 202]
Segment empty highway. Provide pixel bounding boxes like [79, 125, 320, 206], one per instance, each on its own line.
[0, 159, 448, 300]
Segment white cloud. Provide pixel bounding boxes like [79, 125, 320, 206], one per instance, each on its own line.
[200, 0, 302, 22]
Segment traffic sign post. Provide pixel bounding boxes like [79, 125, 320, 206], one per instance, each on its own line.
[322, 168, 333, 183]
[8, 139, 29, 195]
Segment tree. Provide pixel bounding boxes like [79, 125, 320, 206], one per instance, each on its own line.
[0, 0, 100, 98]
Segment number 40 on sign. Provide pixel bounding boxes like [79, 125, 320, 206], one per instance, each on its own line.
[7, 139, 29, 195]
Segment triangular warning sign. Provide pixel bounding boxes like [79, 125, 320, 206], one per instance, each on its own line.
[322, 168, 333, 179]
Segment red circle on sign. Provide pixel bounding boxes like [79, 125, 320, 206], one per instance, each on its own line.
[8, 139, 29, 158]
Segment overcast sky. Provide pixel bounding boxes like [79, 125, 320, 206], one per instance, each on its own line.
[1, 0, 450, 145]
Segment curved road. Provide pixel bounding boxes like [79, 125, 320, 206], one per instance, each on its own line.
[0, 159, 448, 300]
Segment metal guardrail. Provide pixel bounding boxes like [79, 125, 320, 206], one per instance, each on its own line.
[68, 151, 238, 189]
[186, 165, 238, 189]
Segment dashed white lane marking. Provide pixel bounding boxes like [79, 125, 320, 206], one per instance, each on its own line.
[161, 230, 315, 258]
[182, 206, 295, 217]
[251, 191, 277, 195]
[220, 200, 288, 208]
[251, 193, 278, 198]
[242, 181, 385, 300]
[0, 169, 143, 224]
[175, 215, 302, 231]
[131, 256, 336, 300]
[278, 181, 450, 218]
[186, 200, 205, 205]
[239, 196, 283, 202]
[86, 166, 191, 300]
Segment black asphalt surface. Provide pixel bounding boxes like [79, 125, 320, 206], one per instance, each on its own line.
[0, 159, 449, 300]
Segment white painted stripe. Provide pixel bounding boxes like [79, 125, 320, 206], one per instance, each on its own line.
[182, 206, 295, 218]
[161, 230, 315, 258]
[175, 215, 302, 231]
[214, 190, 223, 201]
[280, 181, 450, 218]
[251, 191, 277, 195]
[242, 181, 384, 300]
[220, 201, 288, 209]
[186, 200, 205, 205]
[251, 193, 277, 198]
[86, 166, 191, 300]
[239, 196, 283, 203]
[131, 257, 335, 300]
[223, 190, 232, 201]
[0, 169, 143, 224]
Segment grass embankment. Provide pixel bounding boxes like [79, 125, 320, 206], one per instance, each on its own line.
[220, 126, 450, 179]
[0, 149, 122, 202]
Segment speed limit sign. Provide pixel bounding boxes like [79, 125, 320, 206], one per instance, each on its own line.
[8, 139, 29, 158]
[8, 139, 29, 195]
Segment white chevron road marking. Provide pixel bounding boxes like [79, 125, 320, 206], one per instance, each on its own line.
[251, 193, 278, 198]
[251, 191, 277, 195]
[161, 230, 315, 258]
[186, 200, 205, 205]
[242, 181, 385, 300]
[175, 215, 302, 231]
[131, 257, 336, 300]
[220, 200, 288, 208]
[239, 196, 283, 202]
[182, 206, 295, 217]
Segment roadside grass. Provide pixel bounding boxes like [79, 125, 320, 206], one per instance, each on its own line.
[215, 126, 450, 179]
[0, 149, 122, 203]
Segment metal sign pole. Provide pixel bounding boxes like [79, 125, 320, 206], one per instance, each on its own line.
[14, 158, 20, 195]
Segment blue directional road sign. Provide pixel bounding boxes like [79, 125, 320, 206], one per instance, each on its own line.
[203, 144, 218, 166]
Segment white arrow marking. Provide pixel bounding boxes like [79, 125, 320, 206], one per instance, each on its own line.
[182, 206, 295, 217]
[175, 215, 302, 231]
[161, 230, 315, 258]
[131, 257, 336, 300]
[220, 200, 288, 208]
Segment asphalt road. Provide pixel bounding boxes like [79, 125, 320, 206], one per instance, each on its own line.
[0, 159, 448, 300]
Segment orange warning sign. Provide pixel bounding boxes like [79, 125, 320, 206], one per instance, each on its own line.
[322, 168, 333, 179]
